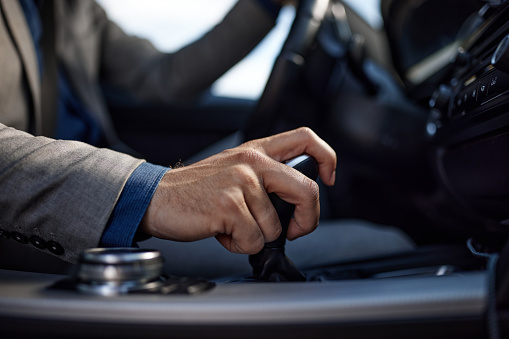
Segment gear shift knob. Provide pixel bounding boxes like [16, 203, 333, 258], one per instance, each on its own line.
[249, 155, 318, 282]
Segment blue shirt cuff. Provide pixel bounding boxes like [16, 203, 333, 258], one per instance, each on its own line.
[256, 0, 282, 20]
[100, 162, 169, 247]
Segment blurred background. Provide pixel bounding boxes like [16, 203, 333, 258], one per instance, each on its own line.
[97, 0, 382, 100]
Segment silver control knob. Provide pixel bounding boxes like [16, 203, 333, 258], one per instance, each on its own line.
[76, 248, 164, 296]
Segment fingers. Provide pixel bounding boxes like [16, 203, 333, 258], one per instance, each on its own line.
[215, 199, 265, 254]
[225, 127, 334, 244]
[286, 191, 320, 240]
[261, 159, 321, 240]
[250, 127, 337, 186]
[240, 172, 282, 242]
[213, 166, 282, 254]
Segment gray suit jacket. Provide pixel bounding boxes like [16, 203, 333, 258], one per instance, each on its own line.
[0, 0, 275, 263]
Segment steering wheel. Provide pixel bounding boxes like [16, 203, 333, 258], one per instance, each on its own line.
[243, 0, 331, 141]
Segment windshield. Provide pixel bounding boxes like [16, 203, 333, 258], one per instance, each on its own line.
[97, 0, 382, 99]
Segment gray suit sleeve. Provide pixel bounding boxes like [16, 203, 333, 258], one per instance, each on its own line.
[97, 0, 277, 103]
[0, 124, 144, 263]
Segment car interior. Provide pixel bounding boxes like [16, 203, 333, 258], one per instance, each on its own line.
[2, 0, 509, 337]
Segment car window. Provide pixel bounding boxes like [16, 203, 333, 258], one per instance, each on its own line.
[96, 0, 295, 100]
[342, 0, 382, 29]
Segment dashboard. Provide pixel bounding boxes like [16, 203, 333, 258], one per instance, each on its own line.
[425, 1, 509, 233]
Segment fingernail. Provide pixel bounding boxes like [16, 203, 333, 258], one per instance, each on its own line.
[329, 170, 336, 185]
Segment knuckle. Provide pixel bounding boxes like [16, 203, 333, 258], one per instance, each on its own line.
[308, 179, 320, 203]
[239, 168, 259, 188]
[229, 164, 260, 190]
[266, 225, 282, 242]
[295, 126, 315, 140]
[234, 233, 264, 254]
[236, 149, 266, 166]
[217, 190, 241, 213]
[247, 229, 265, 253]
[249, 236, 265, 254]
[209, 221, 224, 238]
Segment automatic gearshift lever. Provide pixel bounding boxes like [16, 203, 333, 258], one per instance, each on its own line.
[249, 155, 318, 282]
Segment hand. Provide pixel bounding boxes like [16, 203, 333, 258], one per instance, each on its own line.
[140, 127, 336, 255]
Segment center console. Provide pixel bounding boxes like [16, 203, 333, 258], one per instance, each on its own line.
[0, 247, 489, 339]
